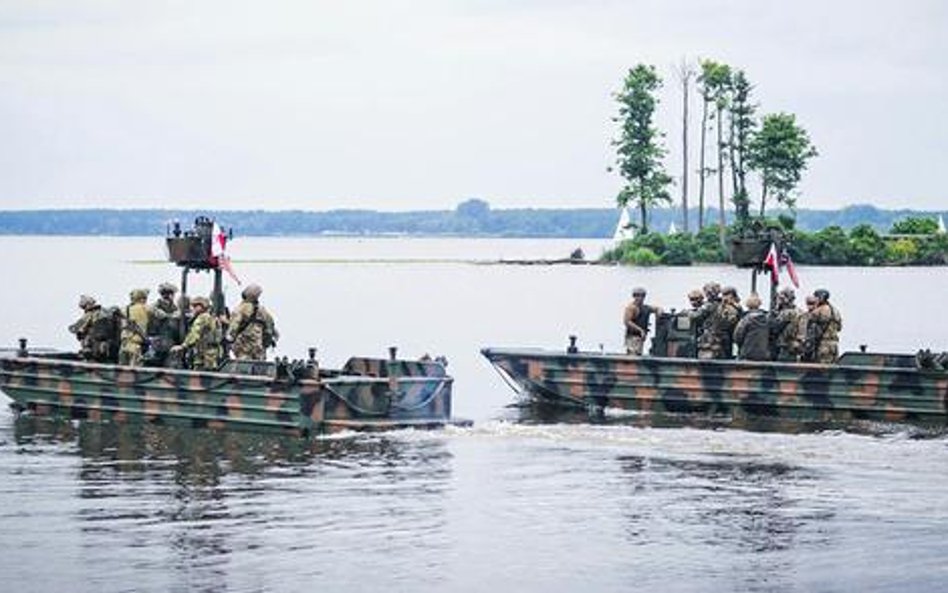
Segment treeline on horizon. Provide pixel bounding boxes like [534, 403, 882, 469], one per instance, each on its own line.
[0, 202, 943, 239]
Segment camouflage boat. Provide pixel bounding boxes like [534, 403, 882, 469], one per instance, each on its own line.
[482, 339, 948, 426]
[0, 217, 466, 436]
[1, 345, 459, 436]
[483, 324, 948, 427]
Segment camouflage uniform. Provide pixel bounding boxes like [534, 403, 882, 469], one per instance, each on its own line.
[771, 289, 802, 361]
[809, 292, 843, 364]
[178, 297, 223, 370]
[119, 289, 150, 366]
[68, 295, 116, 362]
[716, 287, 743, 359]
[622, 288, 658, 356]
[147, 283, 180, 366]
[226, 284, 279, 361]
[692, 283, 721, 359]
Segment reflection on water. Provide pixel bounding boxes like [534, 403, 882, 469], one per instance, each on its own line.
[6, 417, 454, 593]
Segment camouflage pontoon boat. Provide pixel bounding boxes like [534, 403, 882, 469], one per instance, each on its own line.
[482, 339, 948, 426]
[0, 217, 465, 435]
[1, 345, 458, 436]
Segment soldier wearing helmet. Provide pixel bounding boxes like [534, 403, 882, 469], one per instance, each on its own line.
[717, 286, 743, 358]
[68, 294, 113, 362]
[622, 287, 661, 355]
[691, 282, 724, 359]
[119, 289, 151, 366]
[806, 288, 843, 364]
[147, 282, 180, 366]
[771, 287, 802, 361]
[171, 296, 223, 370]
[227, 283, 279, 360]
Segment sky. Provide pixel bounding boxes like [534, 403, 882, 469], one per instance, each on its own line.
[1, 0, 946, 212]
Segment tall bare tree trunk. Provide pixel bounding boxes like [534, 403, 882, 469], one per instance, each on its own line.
[716, 105, 726, 247]
[677, 60, 694, 233]
[698, 100, 708, 231]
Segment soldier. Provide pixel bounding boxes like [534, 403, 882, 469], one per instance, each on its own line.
[733, 293, 770, 361]
[806, 288, 843, 364]
[68, 295, 115, 362]
[717, 286, 743, 358]
[771, 287, 802, 361]
[799, 295, 819, 362]
[147, 282, 180, 366]
[119, 289, 151, 366]
[622, 287, 661, 355]
[226, 284, 279, 360]
[692, 282, 722, 359]
[171, 296, 223, 371]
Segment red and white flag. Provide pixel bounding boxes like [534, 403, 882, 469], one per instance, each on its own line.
[763, 243, 780, 285]
[211, 222, 241, 285]
[780, 248, 800, 288]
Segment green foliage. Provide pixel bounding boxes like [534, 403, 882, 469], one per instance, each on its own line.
[623, 247, 662, 266]
[746, 113, 818, 216]
[847, 224, 885, 265]
[612, 64, 673, 233]
[728, 70, 756, 223]
[890, 216, 939, 235]
[886, 238, 920, 264]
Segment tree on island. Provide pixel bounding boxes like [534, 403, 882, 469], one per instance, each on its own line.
[610, 64, 672, 234]
[746, 112, 818, 217]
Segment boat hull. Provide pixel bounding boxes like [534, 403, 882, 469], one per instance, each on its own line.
[0, 354, 460, 436]
[482, 347, 948, 426]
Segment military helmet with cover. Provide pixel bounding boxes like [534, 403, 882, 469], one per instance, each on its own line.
[242, 284, 263, 300]
[191, 296, 210, 309]
[78, 294, 97, 310]
[129, 288, 149, 302]
[631, 287, 646, 298]
[702, 282, 721, 298]
[778, 286, 796, 303]
[158, 282, 177, 295]
[813, 288, 831, 302]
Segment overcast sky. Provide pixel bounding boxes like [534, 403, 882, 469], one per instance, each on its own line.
[1, 1, 946, 212]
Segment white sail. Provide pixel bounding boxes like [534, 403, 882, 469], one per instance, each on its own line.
[668, 221, 678, 235]
[938, 214, 946, 234]
[613, 207, 634, 242]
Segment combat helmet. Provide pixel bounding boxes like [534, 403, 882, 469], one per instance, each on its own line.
[78, 294, 97, 310]
[813, 288, 831, 302]
[778, 286, 796, 303]
[191, 296, 210, 309]
[242, 284, 263, 300]
[687, 289, 704, 304]
[702, 282, 721, 299]
[158, 282, 177, 295]
[129, 288, 149, 302]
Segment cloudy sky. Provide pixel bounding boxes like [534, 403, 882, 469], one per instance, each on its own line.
[1, 0, 946, 212]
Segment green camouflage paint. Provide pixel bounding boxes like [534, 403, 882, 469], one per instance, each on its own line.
[481, 345, 948, 426]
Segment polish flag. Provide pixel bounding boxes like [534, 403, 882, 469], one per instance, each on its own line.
[211, 222, 241, 285]
[762, 243, 780, 285]
[780, 248, 800, 288]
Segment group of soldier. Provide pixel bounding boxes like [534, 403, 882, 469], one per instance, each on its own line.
[68, 282, 279, 370]
[623, 283, 843, 364]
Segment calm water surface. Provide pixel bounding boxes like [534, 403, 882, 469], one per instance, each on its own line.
[1, 236, 947, 593]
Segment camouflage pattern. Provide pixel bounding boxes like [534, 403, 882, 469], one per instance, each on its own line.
[481, 346, 948, 426]
[119, 292, 150, 367]
[180, 309, 223, 370]
[0, 350, 460, 436]
[771, 303, 802, 362]
[808, 302, 843, 364]
[147, 294, 180, 366]
[69, 304, 118, 363]
[227, 299, 278, 361]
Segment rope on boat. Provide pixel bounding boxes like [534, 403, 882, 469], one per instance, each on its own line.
[320, 384, 390, 416]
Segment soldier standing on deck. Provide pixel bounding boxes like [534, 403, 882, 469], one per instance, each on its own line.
[807, 288, 843, 364]
[771, 287, 802, 361]
[171, 296, 222, 371]
[733, 293, 770, 361]
[119, 289, 151, 366]
[69, 295, 114, 362]
[717, 286, 743, 359]
[148, 282, 180, 366]
[693, 282, 722, 359]
[623, 287, 661, 355]
[227, 284, 279, 361]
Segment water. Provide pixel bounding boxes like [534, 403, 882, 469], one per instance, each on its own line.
[1, 236, 947, 592]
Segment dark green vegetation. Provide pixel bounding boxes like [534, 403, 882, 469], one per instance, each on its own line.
[602, 216, 948, 266]
[0, 203, 944, 241]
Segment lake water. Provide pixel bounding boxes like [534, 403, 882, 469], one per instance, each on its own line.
[1, 236, 947, 593]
